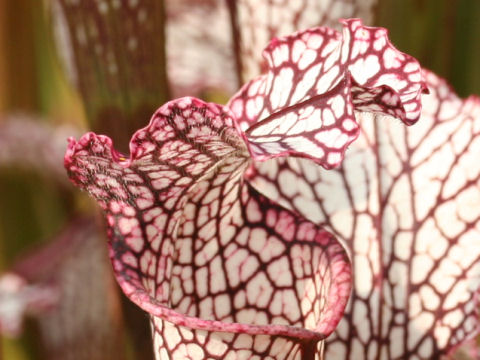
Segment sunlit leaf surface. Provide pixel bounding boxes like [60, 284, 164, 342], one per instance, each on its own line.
[247, 70, 480, 359]
[229, 19, 427, 169]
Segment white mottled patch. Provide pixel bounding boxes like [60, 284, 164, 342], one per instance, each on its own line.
[342, 118, 357, 131]
[291, 39, 306, 63]
[443, 280, 468, 310]
[314, 127, 341, 147]
[353, 215, 374, 255]
[195, 267, 208, 298]
[250, 116, 278, 136]
[407, 312, 434, 350]
[413, 172, 441, 221]
[430, 265, 456, 294]
[199, 296, 214, 321]
[287, 111, 309, 135]
[272, 43, 290, 67]
[411, 254, 434, 284]
[214, 294, 231, 319]
[267, 256, 293, 287]
[228, 249, 259, 286]
[163, 323, 182, 349]
[435, 200, 466, 238]
[329, 208, 354, 240]
[210, 257, 227, 294]
[373, 35, 386, 52]
[330, 94, 346, 118]
[121, 252, 137, 268]
[434, 326, 451, 348]
[246, 99, 258, 121]
[270, 289, 300, 323]
[393, 231, 413, 261]
[298, 48, 317, 70]
[118, 217, 138, 235]
[290, 65, 319, 103]
[415, 219, 444, 256]
[246, 199, 262, 222]
[390, 327, 404, 358]
[383, 47, 401, 69]
[278, 170, 298, 197]
[404, 62, 418, 73]
[270, 67, 294, 109]
[325, 341, 347, 359]
[198, 219, 216, 241]
[354, 254, 372, 296]
[417, 338, 433, 359]
[350, 55, 380, 85]
[195, 239, 218, 267]
[353, 301, 370, 343]
[140, 250, 155, 276]
[276, 112, 298, 134]
[457, 187, 480, 223]
[233, 290, 246, 310]
[245, 272, 272, 308]
[205, 333, 228, 356]
[236, 308, 268, 326]
[151, 177, 171, 190]
[136, 197, 153, 210]
[322, 108, 335, 126]
[351, 338, 365, 360]
[284, 136, 322, 155]
[316, 66, 340, 94]
[307, 33, 323, 49]
[390, 261, 407, 308]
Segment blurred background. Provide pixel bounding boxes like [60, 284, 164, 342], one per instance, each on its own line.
[0, 0, 479, 359]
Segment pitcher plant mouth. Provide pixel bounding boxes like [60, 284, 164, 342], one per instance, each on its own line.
[64, 96, 351, 357]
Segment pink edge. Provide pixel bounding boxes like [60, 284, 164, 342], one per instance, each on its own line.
[339, 18, 429, 125]
[112, 200, 352, 340]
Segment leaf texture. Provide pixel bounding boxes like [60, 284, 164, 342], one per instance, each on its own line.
[229, 19, 427, 169]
